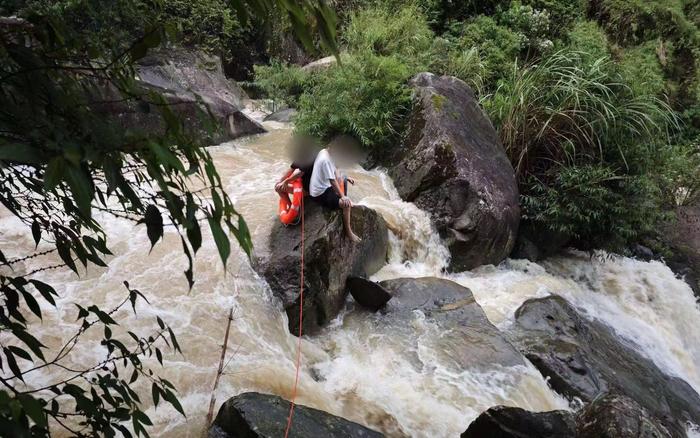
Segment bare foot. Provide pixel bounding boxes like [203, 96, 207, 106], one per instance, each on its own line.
[347, 232, 362, 243]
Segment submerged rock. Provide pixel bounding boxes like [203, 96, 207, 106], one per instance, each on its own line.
[378, 277, 525, 369]
[258, 202, 388, 335]
[96, 48, 264, 144]
[210, 392, 383, 438]
[510, 295, 700, 436]
[577, 393, 672, 438]
[461, 406, 576, 438]
[389, 73, 519, 271]
[346, 277, 392, 311]
[264, 108, 297, 123]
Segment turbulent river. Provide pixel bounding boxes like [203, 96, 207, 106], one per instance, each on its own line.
[3, 125, 700, 437]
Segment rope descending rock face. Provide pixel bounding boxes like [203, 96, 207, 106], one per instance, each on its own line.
[284, 196, 304, 438]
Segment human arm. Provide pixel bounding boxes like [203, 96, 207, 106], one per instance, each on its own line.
[275, 168, 303, 192]
[330, 178, 352, 207]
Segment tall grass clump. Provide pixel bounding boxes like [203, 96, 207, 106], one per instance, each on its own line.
[253, 62, 313, 108]
[486, 50, 680, 248]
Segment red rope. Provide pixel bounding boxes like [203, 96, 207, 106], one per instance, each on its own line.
[284, 196, 304, 438]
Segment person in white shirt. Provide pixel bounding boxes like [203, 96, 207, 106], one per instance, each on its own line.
[309, 139, 361, 243]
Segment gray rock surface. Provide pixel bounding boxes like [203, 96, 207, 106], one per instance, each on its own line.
[210, 392, 383, 438]
[510, 295, 700, 436]
[660, 204, 700, 298]
[461, 406, 576, 438]
[96, 49, 265, 144]
[264, 108, 297, 123]
[389, 73, 519, 271]
[378, 277, 525, 369]
[257, 202, 388, 335]
[577, 393, 672, 438]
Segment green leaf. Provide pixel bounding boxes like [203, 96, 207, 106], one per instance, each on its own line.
[3, 348, 23, 381]
[30, 280, 57, 306]
[7, 346, 31, 362]
[18, 394, 47, 428]
[65, 164, 94, 218]
[20, 290, 42, 320]
[31, 220, 41, 247]
[0, 143, 42, 164]
[143, 205, 163, 249]
[162, 389, 185, 417]
[151, 383, 160, 407]
[208, 217, 230, 268]
[43, 156, 65, 190]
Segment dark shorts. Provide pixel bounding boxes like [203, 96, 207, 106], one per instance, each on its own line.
[311, 187, 341, 209]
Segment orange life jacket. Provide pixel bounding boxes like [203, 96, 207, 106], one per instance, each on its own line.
[279, 175, 303, 225]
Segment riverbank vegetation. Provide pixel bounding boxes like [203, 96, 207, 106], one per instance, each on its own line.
[256, 0, 700, 252]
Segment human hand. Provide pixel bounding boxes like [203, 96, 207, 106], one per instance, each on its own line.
[347, 177, 355, 185]
[340, 196, 352, 208]
[274, 181, 285, 193]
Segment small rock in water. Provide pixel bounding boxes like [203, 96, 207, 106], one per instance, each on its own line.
[347, 277, 392, 311]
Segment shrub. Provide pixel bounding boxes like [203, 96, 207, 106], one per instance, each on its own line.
[343, 4, 433, 68]
[428, 38, 486, 93]
[486, 50, 677, 180]
[618, 42, 666, 98]
[563, 21, 610, 64]
[253, 61, 313, 107]
[520, 0, 586, 35]
[497, 1, 554, 55]
[450, 15, 523, 88]
[485, 50, 679, 249]
[294, 53, 412, 149]
[522, 164, 666, 249]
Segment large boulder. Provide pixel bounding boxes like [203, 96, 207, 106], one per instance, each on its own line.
[377, 277, 525, 369]
[577, 393, 672, 438]
[258, 202, 388, 335]
[462, 394, 671, 438]
[461, 406, 576, 438]
[96, 49, 265, 144]
[209, 392, 383, 438]
[510, 295, 700, 436]
[388, 73, 519, 271]
[660, 204, 700, 298]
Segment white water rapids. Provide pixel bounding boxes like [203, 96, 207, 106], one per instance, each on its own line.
[2, 126, 700, 436]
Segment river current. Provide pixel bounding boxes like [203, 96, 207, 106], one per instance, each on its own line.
[2, 125, 700, 436]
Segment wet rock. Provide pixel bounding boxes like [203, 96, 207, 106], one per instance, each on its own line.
[302, 56, 337, 73]
[510, 222, 570, 262]
[379, 277, 525, 369]
[461, 406, 576, 438]
[347, 277, 392, 311]
[258, 202, 388, 335]
[389, 73, 519, 271]
[210, 392, 383, 438]
[510, 295, 700, 436]
[264, 108, 297, 123]
[577, 393, 672, 438]
[95, 48, 265, 144]
[660, 204, 700, 298]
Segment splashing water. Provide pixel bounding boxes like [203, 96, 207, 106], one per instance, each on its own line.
[3, 127, 699, 436]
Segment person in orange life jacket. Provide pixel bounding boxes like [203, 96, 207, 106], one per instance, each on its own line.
[309, 137, 360, 243]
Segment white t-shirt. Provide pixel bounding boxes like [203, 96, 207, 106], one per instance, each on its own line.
[309, 148, 337, 197]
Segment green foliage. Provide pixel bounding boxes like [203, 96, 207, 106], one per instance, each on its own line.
[294, 53, 412, 149]
[254, 61, 313, 107]
[520, 0, 586, 35]
[497, 1, 553, 54]
[522, 164, 666, 249]
[486, 50, 679, 247]
[618, 42, 666, 97]
[449, 15, 522, 87]
[427, 38, 486, 92]
[343, 4, 433, 68]
[563, 21, 610, 63]
[160, 0, 239, 52]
